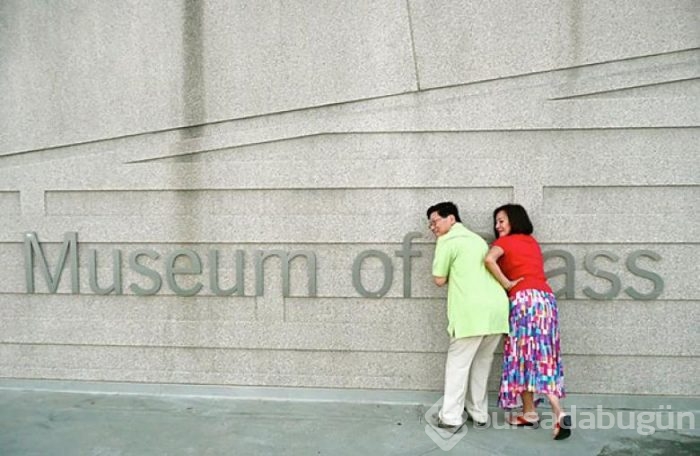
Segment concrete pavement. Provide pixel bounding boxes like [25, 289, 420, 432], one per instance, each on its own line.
[1, 380, 698, 455]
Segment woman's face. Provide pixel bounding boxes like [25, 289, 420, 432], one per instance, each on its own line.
[495, 210, 511, 238]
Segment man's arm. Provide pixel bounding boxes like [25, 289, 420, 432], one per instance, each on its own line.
[433, 276, 447, 287]
[432, 238, 449, 287]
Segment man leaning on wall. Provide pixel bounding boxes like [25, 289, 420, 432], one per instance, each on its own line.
[427, 202, 509, 431]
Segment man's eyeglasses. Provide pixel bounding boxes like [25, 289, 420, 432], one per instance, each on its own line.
[429, 217, 443, 228]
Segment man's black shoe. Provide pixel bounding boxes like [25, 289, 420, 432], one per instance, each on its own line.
[467, 416, 488, 428]
[437, 418, 465, 433]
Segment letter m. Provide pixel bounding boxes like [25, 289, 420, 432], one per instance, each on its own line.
[255, 250, 317, 297]
[24, 232, 79, 293]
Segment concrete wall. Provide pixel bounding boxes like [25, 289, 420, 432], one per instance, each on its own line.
[1, 1, 698, 396]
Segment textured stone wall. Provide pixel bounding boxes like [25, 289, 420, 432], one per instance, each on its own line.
[1, 0, 698, 395]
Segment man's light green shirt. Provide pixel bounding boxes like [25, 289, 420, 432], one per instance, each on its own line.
[432, 223, 509, 338]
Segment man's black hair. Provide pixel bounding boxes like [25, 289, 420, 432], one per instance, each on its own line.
[426, 201, 462, 223]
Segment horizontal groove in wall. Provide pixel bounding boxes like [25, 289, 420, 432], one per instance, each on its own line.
[543, 185, 699, 214]
[45, 187, 513, 216]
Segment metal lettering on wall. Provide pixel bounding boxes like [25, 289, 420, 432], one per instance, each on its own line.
[23, 231, 664, 300]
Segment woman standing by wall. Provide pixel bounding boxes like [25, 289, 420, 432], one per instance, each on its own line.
[484, 204, 572, 440]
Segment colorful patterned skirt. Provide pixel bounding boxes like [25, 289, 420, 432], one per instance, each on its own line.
[498, 289, 566, 409]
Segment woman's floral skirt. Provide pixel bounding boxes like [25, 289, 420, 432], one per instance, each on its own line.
[498, 289, 566, 409]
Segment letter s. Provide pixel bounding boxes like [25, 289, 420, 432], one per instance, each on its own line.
[129, 249, 162, 295]
[583, 251, 621, 300]
[625, 250, 663, 300]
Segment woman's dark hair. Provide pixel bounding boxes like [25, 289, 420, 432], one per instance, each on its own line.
[426, 201, 462, 223]
[493, 203, 533, 237]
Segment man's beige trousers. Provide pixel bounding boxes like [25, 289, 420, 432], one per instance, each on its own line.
[438, 334, 502, 426]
